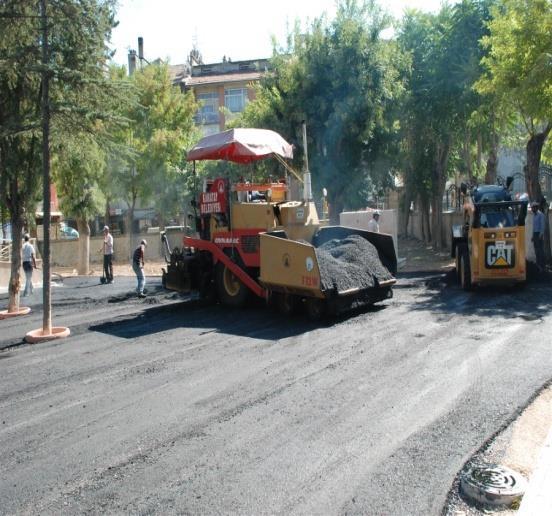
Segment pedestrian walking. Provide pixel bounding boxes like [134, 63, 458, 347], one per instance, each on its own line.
[531, 201, 545, 272]
[22, 234, 37, 297]
[100, 225, 114, 283]
[368, 211, 380, 233]
[132, 239, 147, 298]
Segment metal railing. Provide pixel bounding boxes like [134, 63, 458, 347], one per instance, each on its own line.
[497, 164, 552, 199]
[0, 242, 11, 262]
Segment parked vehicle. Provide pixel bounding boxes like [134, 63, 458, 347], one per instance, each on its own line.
[60, 223, 79, 240]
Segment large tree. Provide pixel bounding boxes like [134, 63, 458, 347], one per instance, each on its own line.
[109, 63, 197, 251]
[477, 0, 552, 201]
[53, 133, 106, 274]
[0, 0, 121, 316]
[398, 1, 493, 248]
[238, 0, 405, 221]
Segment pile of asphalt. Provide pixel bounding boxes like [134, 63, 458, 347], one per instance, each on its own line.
[315, 234, 393, 292]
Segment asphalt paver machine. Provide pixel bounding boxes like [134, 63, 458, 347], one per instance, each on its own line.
[161, 128, 397, 319]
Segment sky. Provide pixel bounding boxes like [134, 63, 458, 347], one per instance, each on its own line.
[110, 0, 446, 67]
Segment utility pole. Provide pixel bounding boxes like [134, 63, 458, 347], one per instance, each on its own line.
[40, 0, 52, 335]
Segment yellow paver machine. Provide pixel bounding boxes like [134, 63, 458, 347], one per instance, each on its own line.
[161, 128, 397, 319]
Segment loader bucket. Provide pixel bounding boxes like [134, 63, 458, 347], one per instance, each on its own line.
[312, 226, 397, 275]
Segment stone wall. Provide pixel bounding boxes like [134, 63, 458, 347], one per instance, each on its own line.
[0, 262, 10, 288]
[47, 231, 187, 268]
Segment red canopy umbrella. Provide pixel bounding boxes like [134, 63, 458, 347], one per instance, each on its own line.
[186, 128, 293, 163]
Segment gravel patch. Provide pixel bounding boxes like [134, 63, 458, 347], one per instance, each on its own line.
[315, 234, 393, 292]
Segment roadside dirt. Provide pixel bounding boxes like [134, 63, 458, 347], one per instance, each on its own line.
[399, 236, 454, 273]
[52, 259, 166, 279]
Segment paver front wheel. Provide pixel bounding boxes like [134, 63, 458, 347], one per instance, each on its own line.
[215, 261, 249, 307]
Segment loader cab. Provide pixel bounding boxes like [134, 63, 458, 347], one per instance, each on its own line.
[453, 182, 528, 290]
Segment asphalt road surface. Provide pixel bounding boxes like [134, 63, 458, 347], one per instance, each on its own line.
[0, 273, 551, 515]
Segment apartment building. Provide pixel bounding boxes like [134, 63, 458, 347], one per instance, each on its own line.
[172, 55, 270, 136]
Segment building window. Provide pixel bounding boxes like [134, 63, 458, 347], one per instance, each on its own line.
[224, 88, 248, 113]
[195, 92, 219, 125]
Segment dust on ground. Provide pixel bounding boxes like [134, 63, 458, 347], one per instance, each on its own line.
[399, 235, 454, 273]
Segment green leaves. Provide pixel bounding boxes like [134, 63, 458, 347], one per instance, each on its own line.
[237, 0, 402, 212]
[107, 62, 198, 220]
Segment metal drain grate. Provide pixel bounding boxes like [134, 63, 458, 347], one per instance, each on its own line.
[460, 464, 527, 507]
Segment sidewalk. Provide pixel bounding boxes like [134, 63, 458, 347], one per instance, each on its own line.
[518, 425, 552, 515]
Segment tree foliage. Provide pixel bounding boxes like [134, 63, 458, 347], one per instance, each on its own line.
[108, 63, 198, 231]
[238, 0, 405, 218]
[477, 0, 552, 200]
[0, 0, 121, 309]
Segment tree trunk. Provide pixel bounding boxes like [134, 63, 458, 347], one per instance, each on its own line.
[104, 199, 110, 229]
[431, 142, 450, 250]
[525, 126, 551, 201]
[462, 128, 473, 182]
[127, 195, 136, 261]
[485, 130, 499, 185]
[76, 217, 90, 275]
[421, 197, 431, 243]
[8, 214, 24, 313]
[401, 188, 413, 237]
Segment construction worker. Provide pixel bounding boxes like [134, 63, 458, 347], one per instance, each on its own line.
[132, 239, 147, 298]
[368, 211, 380, 233]
[22, 234, 37, 296]
[100, 225, 114, 283]
[531, 201, 545, 272]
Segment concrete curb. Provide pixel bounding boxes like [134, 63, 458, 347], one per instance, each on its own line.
[518, 425, 552, 515]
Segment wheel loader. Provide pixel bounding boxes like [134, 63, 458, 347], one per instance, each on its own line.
[451, 179, 528, 290]
[161, 128, 397, 319]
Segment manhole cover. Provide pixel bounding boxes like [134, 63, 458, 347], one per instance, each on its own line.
[460, 464, 527, 507]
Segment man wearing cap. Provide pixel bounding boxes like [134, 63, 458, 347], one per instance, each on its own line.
[22, 234, 37, 296]
[368, 211, 380, 233]
[132, 239, 147, 298]
[100, 225, 114, 283]
[531, 201, 545, 272]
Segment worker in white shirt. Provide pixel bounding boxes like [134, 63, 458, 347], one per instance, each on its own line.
[22, 234, 37, 296]
[367, 211, 380, 233]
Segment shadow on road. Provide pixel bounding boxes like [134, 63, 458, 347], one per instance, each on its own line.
[406, 268, 552, 321]
[89, 298, 389, 341]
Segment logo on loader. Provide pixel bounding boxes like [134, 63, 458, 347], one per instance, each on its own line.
[486, 241, 514, 268]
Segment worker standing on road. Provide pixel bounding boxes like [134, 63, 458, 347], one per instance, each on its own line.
[100, 225, 114, 284]
[531, 201, 546, 272]
[22, 234, 37, 297]
[368, 211, 380, 233]
[132, 239, 147, 298]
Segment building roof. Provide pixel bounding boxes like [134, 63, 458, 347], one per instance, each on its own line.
[184, 71, 263, 87]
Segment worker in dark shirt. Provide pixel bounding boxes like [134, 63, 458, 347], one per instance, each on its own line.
[531, 201, 545, 272]
[132, 239, 147, 298]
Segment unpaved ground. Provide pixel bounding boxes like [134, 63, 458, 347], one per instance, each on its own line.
[1, 268, 551, 515]
[399, 236, 454, 272]
[52, 259, 166, 279]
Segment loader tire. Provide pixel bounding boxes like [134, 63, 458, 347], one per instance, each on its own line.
[215, 261, 249, 308]
[458, 244, 472, 291]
